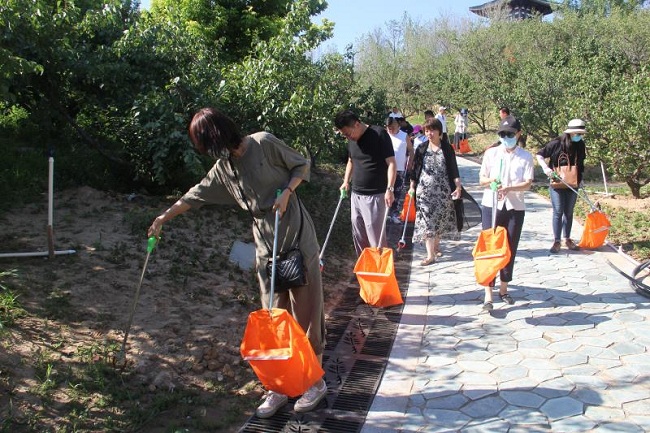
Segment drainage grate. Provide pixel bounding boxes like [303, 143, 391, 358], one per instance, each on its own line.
[320, 418, 363, 432]
[237, 223, 413, 433]
[331, 359, 385, 412]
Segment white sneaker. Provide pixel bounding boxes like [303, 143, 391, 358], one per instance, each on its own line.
[255, 391, 288, 419]
[294, 379, 327, 413]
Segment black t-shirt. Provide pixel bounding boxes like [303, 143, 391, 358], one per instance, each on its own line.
[348, 125, 394, 195]
[537, 136, 586, 183]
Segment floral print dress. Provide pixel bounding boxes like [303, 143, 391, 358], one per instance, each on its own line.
[413, 147, 459, 242]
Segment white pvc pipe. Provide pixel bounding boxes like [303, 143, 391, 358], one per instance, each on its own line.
[0, 250, 77, 258]
[0, 154, 77, 260]
[48, 157, 54, 226]
[47, 156, 55, 258]
[600, 161, 609, 196]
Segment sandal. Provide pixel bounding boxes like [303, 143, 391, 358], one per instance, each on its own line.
[500, 293, 515, 305]
[420, 257, 436, 266]
[481, 301, 493, 312]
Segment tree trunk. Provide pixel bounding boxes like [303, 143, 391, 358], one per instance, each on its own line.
[626, 179, 641, 199]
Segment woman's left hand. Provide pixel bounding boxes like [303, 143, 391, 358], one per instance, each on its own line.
[451, 188, 462, 200]
[272, 189, 291, 216]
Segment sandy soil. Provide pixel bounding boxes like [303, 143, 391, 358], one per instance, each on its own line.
[0, 186, 356, 432]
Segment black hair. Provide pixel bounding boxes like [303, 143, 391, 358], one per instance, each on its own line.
[189, 107, 242, 158]
[385, 116, 398, 127]
[423, 118, 443, 135]
[334, 110, 360, 129]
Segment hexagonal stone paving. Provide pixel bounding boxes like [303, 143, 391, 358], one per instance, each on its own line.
[540, 396, 584, 420]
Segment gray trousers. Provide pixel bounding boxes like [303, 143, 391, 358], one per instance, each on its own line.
[351, 192, 388, 256]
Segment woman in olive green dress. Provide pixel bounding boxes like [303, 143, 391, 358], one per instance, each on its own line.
[148, 108, 326, 419]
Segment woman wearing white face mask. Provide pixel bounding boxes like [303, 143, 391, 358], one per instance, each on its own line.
[478, 116, 534, 312]
[535, 119, 587, 254]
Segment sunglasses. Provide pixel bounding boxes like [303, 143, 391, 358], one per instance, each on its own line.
[498, 131, 516, 138]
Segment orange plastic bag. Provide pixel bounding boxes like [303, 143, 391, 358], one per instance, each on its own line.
[399, 193, 416, 222]
[240, 308, 324, 397]
[459, 138, 472, 154]
[354, 247, 403, 307]
[472, 226, 512, 286]
[578, 210, 610, 249]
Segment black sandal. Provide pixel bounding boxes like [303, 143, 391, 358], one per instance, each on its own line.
[500, 293, 514, 305]
[481, 301, 493, 312]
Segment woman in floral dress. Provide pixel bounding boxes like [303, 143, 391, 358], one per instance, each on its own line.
[409, 118, 462, 265]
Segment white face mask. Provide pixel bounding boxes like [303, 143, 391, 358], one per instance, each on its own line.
[500, 136, 517, 149]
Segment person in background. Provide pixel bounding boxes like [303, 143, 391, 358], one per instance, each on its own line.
[409, 118, 462, 266]
[478, 116, 534, 312]
[389, 106, 403, 119]
[334, 110, 397, 256]
[535, 118, 587, 253]
[147, 107, 327, 418]
[398, 116, 414, 136]
[453, 108, 468, 152]
[486, 108, 525, 151]
[412, 124, 427, 147]
[435, 106, 449, 145]
[424, 109, 435, 121]
[386, 116, 414, 224]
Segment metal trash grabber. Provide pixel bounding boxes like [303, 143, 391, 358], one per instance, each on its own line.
[268, 189, 283, 309]
[378, 205, 390, 250]
[397, 191, 414, 250]
[117, 235, 159, 365]
[550, 172, 599, 211]
[319, 188, 347, 271]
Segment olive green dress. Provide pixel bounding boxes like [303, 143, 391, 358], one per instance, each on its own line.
[181, 132, 325, 355]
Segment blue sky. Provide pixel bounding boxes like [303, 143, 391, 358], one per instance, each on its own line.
[313, 0, 481, 53]
[139, 0, 483, 52]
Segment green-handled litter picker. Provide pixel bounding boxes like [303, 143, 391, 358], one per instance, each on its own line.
[117, 236, 159, 366]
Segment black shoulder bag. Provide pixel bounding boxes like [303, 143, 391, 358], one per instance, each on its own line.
[229, 159, 307, 292]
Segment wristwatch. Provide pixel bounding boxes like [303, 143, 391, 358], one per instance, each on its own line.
[386, 186, 395, 192]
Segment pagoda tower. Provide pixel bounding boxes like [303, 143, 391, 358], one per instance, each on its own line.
[470, 0, 553, 20]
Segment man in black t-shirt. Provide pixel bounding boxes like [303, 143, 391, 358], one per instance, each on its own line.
[334, 110, 397, 256]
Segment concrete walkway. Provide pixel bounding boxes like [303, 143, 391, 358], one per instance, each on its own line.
[362, 156, 650, 433]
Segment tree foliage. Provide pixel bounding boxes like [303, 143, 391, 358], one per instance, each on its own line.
[3, 1, 649, 197]
[149, 0, 328, 63]
[353, 7, 650, 197]
[1, 0, 358, 192]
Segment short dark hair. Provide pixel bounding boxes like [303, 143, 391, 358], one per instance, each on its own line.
[423, 118, 443, 135]
[385, 116, 398, 127]
[499, 106, 510, 115]
[334, 110, 360, 129]
[189, 107, 242, 158]
[424, 109, 435, 118]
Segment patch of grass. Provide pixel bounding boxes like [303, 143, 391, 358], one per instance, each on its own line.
[0, 269, 25, 330]
[42, 288, 73, 320]
[587, 203, 650, 261]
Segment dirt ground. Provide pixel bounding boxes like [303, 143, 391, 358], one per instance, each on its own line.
[0, 185, 356, 432]
[597, 195, 650, 211]
[1, 180, 647, 432]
